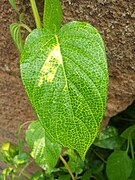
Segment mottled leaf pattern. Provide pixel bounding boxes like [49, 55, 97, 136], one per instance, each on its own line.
[26, 120, 62, 173]
[21, 21, 108, 159]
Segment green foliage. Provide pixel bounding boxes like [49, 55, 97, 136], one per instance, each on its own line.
[10, 23, 23, 53]
[30, 171, 44, 180]
[5, 0, 121, 179]
[106, 151, 133, 180]
[21, 21, 108, 159]
[0, 142, 30, 179]
[9, 0, 17, 12]
[121, 124, 135, 139]
[81, 169, 92, 180]
[128, 160, 135, 180]
[64, 149, 84, 174]
[9, 0, 108, 159]
[26, 120, 62, 173]
[94, 126, 125, 149]
[58, 174, 71, 180]
[43, 0, 62, 32]
[6, 0, 135, 179]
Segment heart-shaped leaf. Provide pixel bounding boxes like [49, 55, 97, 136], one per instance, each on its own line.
[21, 21, 108, 159]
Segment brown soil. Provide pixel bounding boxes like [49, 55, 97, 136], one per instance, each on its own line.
[0, 0, 135, 174]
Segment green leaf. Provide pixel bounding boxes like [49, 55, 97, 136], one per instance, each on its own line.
[106, 151, 133, 180]
[21, 21, 108, 159]
[9, 0, 17, 12]
[81, 169, 91, 180]
[30, 172, 44, 180]
[96, 126, 119, 140]
[13, 152, 29, 165]
[26, 120, 62, 173]
[121, 124, 135, 139]
[19, 13, 24, 22]
[65, 149, 84, 174]
[94, 126, 125, 149]
[10, 23, 22, 53]
[128, 160, 135, 180]
[0, 175, 4, 180]
[58, 174, 71, 180]
[43, 0, 62, 32]
[2, 168, 13, 176]
[0, 142, 19, 163]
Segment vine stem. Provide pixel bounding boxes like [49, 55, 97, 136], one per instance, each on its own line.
[129, 137, 134, 160]
[59, 155, 75, 180]
[92, 149, 107, 163]
[29, 0, 42, 28]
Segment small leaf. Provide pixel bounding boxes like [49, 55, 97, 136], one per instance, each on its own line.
[1, 142, 19, 163]
[81, 169, 91, 180]
[121, 124, 135, 139]
[106, 151, 133, 180]
[58, 174, 71, 180]
[96, 126, 119, 140]
[43, 0, 62, 32]
[21, 21, 108, 159]
[1, 142, 10, 151]
[2, 168, 13, 176]
[65, 149, 84, 174]
[13, 152, 29, 165]
[9, 0, 17, 12]
[10, 23, 22, 53]
[26, 120, 62, 173]
[19, 13, 24, 22]
[94, 126, 125, 149]
[30, 172, 44, 180]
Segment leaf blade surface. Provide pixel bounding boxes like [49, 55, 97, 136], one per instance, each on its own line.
[10, 23, 22, 53]
[21, 21, 108, 158]
[43, 0, 62, 32]
[26, 120, 62, 173]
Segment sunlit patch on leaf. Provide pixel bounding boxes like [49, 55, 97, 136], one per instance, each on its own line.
[38, 36, 62, 86]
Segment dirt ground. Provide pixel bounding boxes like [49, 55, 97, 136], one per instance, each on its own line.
[0, 0, 135, 174]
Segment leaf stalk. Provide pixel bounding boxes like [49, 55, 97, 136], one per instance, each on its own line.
[59, 155, 75, 180]
[20, 24, 32, 33]
[29, 0, 42, 28]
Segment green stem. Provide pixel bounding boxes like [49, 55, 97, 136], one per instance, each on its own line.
[29, 0, 42, 28]
[129, 137, 134, 160]
[20, 24, 32, 33]
[92, 149, 107, 163]
[59, 155, 75, 180]
[20, 172, 30, 179]
[18, 160, 33, 178]
[126, 137, 130, 153]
